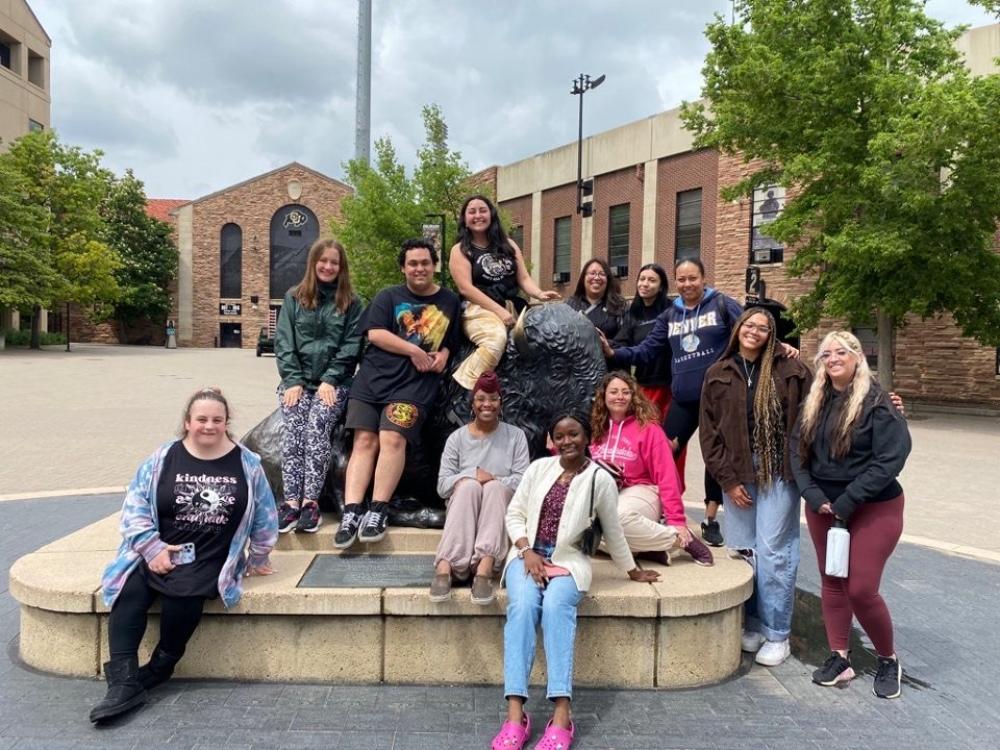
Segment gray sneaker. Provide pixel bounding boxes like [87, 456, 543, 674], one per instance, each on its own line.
[471, 575, 495, 605]
[429, 573, 452, 603]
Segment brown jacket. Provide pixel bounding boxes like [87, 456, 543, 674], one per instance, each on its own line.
[699, 354, 813, 491]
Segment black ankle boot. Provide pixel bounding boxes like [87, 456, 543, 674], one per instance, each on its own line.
[137, 647, 182, 691]
[89, 656, 147, 723]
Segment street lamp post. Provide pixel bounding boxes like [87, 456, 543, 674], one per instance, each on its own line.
[571, 73, 605, 216]
[423, 213, 448, 287]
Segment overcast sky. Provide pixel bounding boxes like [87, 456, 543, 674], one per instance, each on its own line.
[31, 0, 996, 199]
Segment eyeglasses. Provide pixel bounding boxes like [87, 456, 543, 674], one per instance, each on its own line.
[742, 323, 772, 334]
[819, 349, 851, 360]
[586, 271, 607, 279]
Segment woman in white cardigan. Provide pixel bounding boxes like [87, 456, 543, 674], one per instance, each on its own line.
[491, 413, 660, 750]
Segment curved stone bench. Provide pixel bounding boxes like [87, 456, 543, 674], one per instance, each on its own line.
[10, 513, 752, 689]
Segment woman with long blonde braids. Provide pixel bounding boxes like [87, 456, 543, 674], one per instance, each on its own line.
[791, 331, 911, 700]
[700, 308, 811, 667]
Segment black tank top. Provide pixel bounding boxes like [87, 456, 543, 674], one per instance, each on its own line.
[468, 243, 518, 304]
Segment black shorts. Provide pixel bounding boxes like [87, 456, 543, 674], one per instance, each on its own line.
[345, 398, 426, 442]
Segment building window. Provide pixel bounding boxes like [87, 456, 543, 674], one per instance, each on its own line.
[608, 203, 630, 275]
[553, 216, 571, 283]
[220, 223, 242, 299]
[676, 189, 702, 262]
[509, 224, 524, 251]
[750, 185, 785, 263]
[270, 204, 319, 299]
[0, 30, 19, 74]
[28, 119, 43, 132]
[27, 48, 44, 88]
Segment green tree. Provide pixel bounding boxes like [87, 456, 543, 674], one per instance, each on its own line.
[682, 0, 1000, 387]
[105, 170, 178, 338]
[0, 159, 52, 312]
[333, 104, 475, 301]
[0, 131, 120, 348]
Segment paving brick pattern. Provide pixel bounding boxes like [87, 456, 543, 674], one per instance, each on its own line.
[1, 493, 997, 749]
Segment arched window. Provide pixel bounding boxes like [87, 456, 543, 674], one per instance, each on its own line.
[269, 204, 319, 299]
[220, 223, 242, 298]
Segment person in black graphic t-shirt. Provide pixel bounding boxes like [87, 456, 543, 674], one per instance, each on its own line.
[450, 195, 561, 389]
[90, 388, 278, 724]
[336, 239, 462, 548]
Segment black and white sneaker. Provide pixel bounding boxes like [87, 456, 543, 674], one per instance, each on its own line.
[333, 504, 365, 549]
[701, 518, 724, 547]
[872, 656, 902, 699]
[295, 502, 322, 533]
[277, 502, 300, 534]
[358, 503, 390, 544]
[812, 652, 855, 687]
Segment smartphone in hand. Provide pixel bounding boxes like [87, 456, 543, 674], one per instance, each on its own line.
[170, 543, 196, 565]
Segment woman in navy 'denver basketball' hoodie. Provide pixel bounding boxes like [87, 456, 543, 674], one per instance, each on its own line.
[601, 258, 754, 546]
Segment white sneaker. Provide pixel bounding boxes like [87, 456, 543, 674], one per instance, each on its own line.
[741, 630, 766, 653]
[755, 638, 791, 666]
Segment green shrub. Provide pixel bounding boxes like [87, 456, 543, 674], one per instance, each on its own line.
[2, 329, 67, 346]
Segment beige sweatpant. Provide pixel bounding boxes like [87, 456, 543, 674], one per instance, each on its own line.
[453, 302, 509, 390]
[616, 484, 681, 553]
[434, 479, 513, 579]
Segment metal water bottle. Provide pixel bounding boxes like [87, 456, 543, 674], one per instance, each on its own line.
[825, 519, 850, 578]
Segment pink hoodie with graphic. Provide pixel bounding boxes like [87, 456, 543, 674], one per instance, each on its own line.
[591, 415, 686, 527]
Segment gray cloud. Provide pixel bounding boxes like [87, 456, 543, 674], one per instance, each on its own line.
[31, 0, 996, 198]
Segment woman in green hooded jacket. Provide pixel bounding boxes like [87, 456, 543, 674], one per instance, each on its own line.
[274, 238, 364, 533]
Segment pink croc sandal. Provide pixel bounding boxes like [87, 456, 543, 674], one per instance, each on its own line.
[491, 711, 531, 750]
[533, 719, 574, 750]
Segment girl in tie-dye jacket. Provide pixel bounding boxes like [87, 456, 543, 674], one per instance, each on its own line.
[101, 440, 278, 609]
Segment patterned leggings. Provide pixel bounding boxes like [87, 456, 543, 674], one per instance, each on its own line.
[278, 384, 348, 503]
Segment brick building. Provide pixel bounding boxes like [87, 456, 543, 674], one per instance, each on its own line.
[482, 24, 1000, 406]
[169, 162, 353, 349]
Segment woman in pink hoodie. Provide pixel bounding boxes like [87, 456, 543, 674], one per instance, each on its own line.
[590, 371, 713, 566]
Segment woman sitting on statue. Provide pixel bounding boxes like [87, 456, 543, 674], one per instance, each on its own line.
[274, 238, 364, 534]
[450, 194, 561, 391]
[493, 412, 659, 750]
[430, 371, 530, 605]
[91, 388, 278, 723]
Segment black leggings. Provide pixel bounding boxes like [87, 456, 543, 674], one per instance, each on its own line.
[664, 397, 723, 506]
[108, 568, 206, 661]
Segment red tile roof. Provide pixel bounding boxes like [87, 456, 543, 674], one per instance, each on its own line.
[145, 199, 188, 223]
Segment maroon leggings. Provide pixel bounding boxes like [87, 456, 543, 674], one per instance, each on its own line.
[805, 495, 904, 657]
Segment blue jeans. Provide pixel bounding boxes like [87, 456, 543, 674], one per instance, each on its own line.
[722, 475, 800, 641]
[503, 556, 584, 701]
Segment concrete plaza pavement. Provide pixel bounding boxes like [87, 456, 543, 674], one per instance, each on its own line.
[1, 343, 998, 557]
[1, 344, 998, 748]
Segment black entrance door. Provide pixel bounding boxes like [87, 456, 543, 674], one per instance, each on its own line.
[220, 322, 242, 348]
[269, 204, 319, 299]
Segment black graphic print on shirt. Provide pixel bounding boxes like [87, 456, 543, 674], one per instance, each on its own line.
[149, 441, 248, 598]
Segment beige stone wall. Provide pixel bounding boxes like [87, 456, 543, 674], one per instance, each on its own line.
[186, 165, 352, 349]
[0, 0, 50, 150]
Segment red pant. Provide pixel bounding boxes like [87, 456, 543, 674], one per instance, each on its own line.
[805, 495, 904, 657]
[640, 385, 687, 494]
